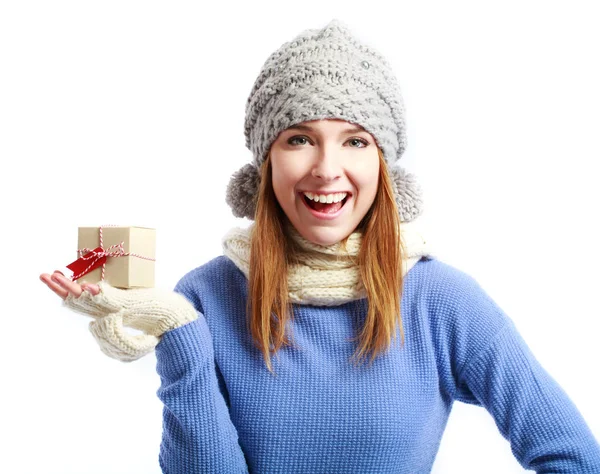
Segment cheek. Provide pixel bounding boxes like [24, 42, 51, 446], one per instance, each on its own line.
[272, 162, 305, 190]
[349, 157, 380, 195]
[271, 163, 303, 206]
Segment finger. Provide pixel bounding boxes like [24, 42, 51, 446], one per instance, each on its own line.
[81, 283, 100, 295]
[51, 272, 83, 298]
[40, 274, 69, 300]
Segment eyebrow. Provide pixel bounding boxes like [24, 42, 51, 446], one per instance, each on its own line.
[286, 124, 367, 135]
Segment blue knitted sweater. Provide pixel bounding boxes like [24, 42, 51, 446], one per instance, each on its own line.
[154, 255, 600, 473]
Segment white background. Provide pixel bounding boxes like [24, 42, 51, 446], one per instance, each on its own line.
[1, 1, 599, 473]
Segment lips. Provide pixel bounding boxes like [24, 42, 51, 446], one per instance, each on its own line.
[300, 193, 350, 220]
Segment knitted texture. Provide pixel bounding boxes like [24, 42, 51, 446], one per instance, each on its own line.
[225, 18, 424, 222]
[245, 18, 406, 170]
[155, 255, 600, 473]
[221, 215, 433, 306]
[63, 281, 198, 362]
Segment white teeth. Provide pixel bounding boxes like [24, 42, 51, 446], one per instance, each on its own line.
[303, 192, 348, 203]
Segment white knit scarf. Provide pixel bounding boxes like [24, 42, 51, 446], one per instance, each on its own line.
[222, 217, 434, 306]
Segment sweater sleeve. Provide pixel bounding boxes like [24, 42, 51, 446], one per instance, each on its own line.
[154, 279, 249, 474]
[444, 273, 600, 472]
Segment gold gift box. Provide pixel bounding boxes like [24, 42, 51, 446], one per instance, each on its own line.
[73, 226, 156, 289]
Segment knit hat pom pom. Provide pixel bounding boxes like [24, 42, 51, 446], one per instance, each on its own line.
[387, 166, 424, 222]
[226, 163, 260, 219]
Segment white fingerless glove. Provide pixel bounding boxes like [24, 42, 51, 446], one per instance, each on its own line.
[63, 281, 198, 362]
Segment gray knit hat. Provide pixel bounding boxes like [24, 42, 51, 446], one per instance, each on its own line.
[226, 18, 424, 223]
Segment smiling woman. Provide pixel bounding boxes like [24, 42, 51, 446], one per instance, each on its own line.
[42, 16, 600, 474]
[269, 118, 380, 246]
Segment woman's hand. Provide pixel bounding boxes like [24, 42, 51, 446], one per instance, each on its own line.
[40, 270, 100, 299]
[39, 270, 198, 362]
[40, 271, 129, 318]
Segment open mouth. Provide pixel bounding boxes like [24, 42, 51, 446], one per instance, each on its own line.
[302, 193, 350, 215]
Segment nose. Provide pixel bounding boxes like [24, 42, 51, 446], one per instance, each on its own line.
[311, 151, 342, 182]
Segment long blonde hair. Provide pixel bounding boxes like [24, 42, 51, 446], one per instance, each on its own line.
[247, 147, 405, 374]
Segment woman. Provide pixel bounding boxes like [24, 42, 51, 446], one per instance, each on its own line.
[40, 19, 600, 473]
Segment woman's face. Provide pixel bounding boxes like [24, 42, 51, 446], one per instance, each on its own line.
[269, 118, 380, 246]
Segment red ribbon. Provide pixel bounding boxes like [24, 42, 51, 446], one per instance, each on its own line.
[66, 224, 155, 282]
